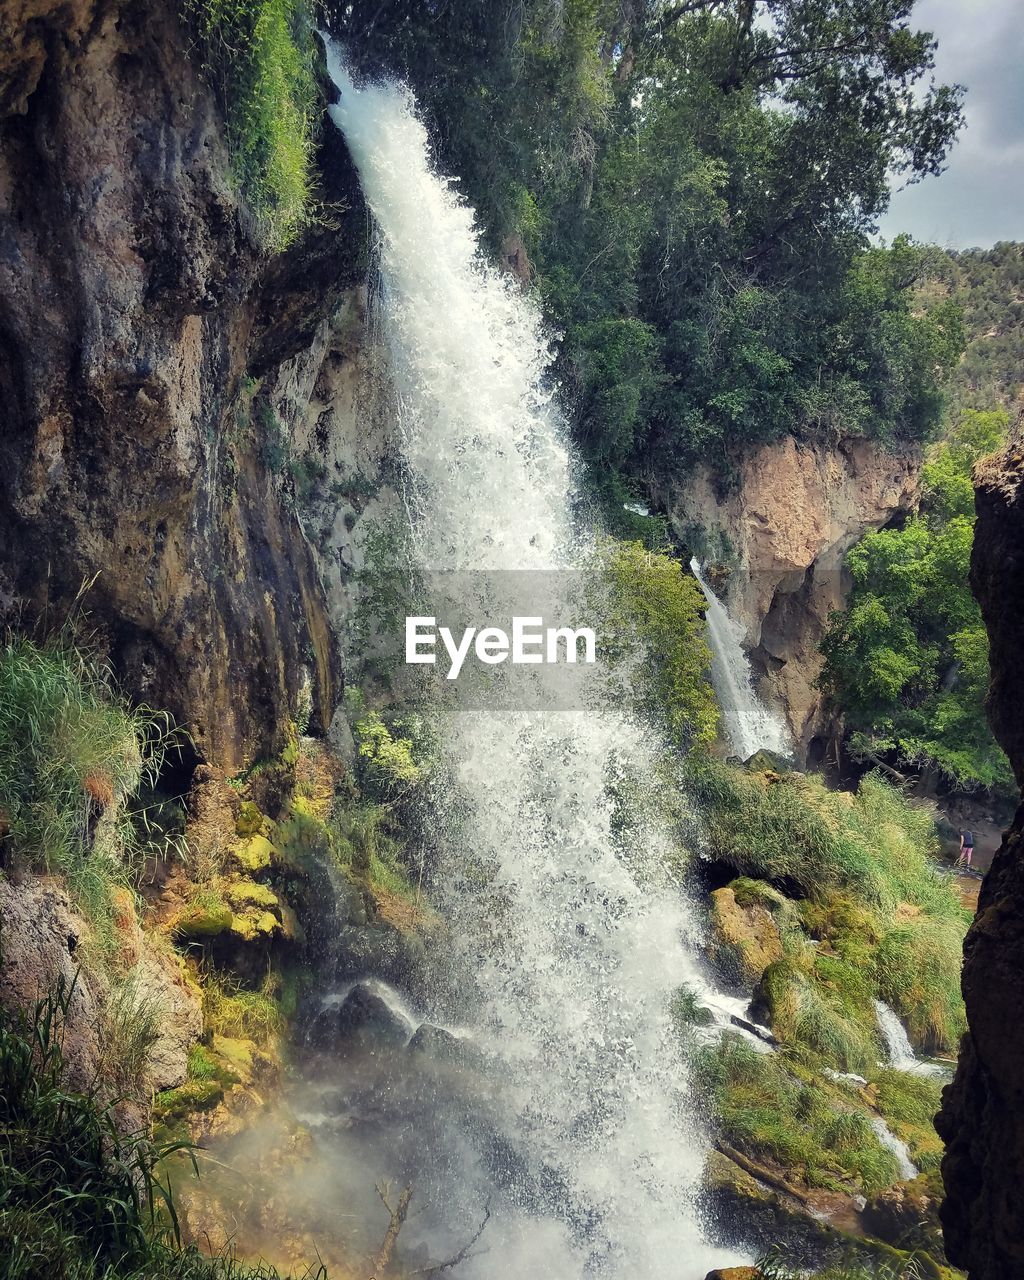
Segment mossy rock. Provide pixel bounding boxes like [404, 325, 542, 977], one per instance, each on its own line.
[154, 1078, 224, 1123]
[229, 908, 281, 942]
[210, 1034, 256, 1086]
[235, 800, 265, 838]
[710, 885, 785, 982]
[230, 833, 276, 874]
[744, 749, 792, 773]
[226, 879, 280, 910]
[277, 901, 306, 944]
[172, 902, 233, 940]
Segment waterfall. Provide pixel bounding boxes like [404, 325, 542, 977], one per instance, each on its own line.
[874, 999, 945, 1078]
[874, 999, 918, 1071]
[689, 559, 790, 761]
[323, 43, 747, 1279]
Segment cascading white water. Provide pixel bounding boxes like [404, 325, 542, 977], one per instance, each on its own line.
[689, 559, 789, 761]
[324, 43, 748, 1279]
[874, 999, 945, 1078]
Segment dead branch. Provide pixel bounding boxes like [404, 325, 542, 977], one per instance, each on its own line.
[369, 1180, 413, 1278]
[410, 1201, 492, 1278]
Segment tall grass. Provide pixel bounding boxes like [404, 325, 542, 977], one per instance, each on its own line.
[688, 759, 970, 1052]
[182, 0, 320, 250]
[0, 970, 325, 1279]
[698, 1036, 901, 1195]
[0, 637, 171, 954]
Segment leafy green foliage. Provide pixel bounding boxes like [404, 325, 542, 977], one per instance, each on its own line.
[0, 637, 171, 954]
[337, 0, 963, 487]
[601, 540, 718, 748]
[182, 0, 320, 249]
[820, 409, 1013, 795]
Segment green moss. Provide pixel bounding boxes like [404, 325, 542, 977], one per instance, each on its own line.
[171, 901, 233, 940]
[225, 879, 280, 910]
[230, 833, 275, 873]
[153, 1079, 224, 1123]
[235, 800, 264, 837]
[229, 908, 280, 942]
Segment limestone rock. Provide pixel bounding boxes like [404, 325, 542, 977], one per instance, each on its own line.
[0, 875, 103, 1092]
[0, 0, 364, 770]
[710, 885, 785, 982]
[654, 434, 919, 759]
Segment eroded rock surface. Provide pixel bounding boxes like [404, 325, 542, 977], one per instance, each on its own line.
[938, 425, 1024, 1277]
[0, 0, 363, 771]
[654, 435, 919, 759]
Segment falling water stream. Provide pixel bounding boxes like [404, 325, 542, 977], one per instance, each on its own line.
[689, 560, 789, 762]
[310, 42, 748, 1279]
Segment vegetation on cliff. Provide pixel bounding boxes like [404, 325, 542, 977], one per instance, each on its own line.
[181, 0, 320, 247]
[0, 635, 175, 959]
[820, 409, 1014, 796]
[338, 0, 964, 495]
[689, 761, 968, 1053]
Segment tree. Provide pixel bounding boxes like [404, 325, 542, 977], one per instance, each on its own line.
[819, 410, 1014, 796]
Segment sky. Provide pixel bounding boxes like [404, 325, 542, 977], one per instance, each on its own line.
[877, 0, 1024, 250]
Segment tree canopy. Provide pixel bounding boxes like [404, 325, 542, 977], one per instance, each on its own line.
[819, 409, 1014, 796]
[337, 0, 965, 492]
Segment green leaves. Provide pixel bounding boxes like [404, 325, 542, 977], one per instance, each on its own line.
[600, 539, 719, 749]
[820, 408, 1015, 795]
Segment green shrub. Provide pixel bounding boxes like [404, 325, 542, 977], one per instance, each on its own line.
[0, 636, 170, 952]
[182, 0, 320, 249]
[600, 539, 718, 749]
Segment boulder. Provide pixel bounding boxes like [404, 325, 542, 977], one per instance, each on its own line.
[307, 982, 411, 1053]
[710, 886, 785, 982]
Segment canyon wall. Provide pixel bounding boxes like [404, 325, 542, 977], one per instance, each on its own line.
[0, 0, 365, 773]
[653, 436, 920, 760]
[938, 423, 1024, 1277]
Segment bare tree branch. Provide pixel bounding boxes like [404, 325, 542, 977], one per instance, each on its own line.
[369, 1181, 413, 1278]
[410, 1201, 493, 1278]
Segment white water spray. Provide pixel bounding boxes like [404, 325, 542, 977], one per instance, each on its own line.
[874, 999, 945, 1078]
[324, 43, 747, 1279]
[689, 559, 789, 761]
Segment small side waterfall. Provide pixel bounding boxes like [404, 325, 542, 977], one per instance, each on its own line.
[690, 559, 790, 761]
[322, 43, 747, 1279]
[874, 999, 919, 1071]
[874, 999, 945, 1078]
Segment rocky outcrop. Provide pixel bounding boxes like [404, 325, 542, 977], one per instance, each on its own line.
[0, 872, 202, 1096]
[0, 0, 364, 772]
[654, 436, 919, 760]
[938, 425, 1024, 1278]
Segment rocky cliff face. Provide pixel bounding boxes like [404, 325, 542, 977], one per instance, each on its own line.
[653, 436, 920, 760]
[938, 425, 1024, 1278]
[0, 0, 364, 772]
